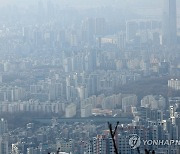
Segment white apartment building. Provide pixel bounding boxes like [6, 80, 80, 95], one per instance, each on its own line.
[168, 79, 180, 90]
[65, 104, 76, 118]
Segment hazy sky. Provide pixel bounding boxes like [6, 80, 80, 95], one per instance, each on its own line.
[0, 0, 164, 7]
[0, 0, 179, 13]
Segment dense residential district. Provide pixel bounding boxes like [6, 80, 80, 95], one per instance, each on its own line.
[0, 0, 180, 154]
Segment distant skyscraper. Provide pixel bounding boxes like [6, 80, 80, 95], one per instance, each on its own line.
[163, 0, 177, 45]
[95, 18, 106, 36]
[0, 139, 8, 154]
[126, 21, 138, 42]
[82, 18, 95, 44]
[0, 119, 8, 136]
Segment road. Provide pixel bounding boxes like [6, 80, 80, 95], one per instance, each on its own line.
[34, 116, 133, 124]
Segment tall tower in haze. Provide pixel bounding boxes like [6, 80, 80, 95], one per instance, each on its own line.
[163, 0, 177, 45]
